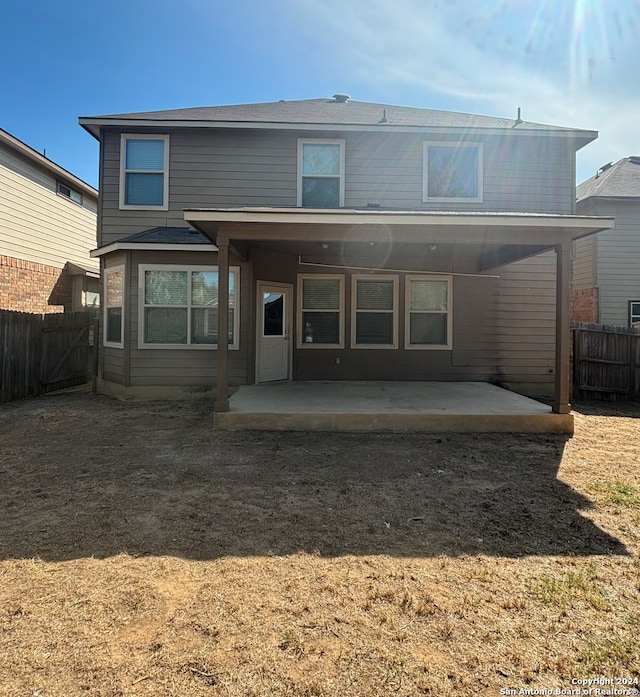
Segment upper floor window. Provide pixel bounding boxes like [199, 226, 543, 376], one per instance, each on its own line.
[120, 134, 169, 210]
[423, 142, 483, 203]
[57, 182, 83, 205]
[297, 139, 345, 208]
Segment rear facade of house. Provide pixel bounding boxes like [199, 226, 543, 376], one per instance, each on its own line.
[80, 96, 607, 403]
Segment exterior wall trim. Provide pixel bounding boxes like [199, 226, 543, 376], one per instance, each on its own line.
[92, 243, 216, 257]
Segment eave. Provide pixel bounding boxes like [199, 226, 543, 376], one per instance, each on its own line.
[78, 117, 597, 147]
[90, 242, 217, 258]
[0, 129, 98, 200]
[185, 207, 613, 243]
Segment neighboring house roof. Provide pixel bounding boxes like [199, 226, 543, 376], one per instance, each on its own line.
[0, 128, 98, 200]
[91, 226, 215, 257]
[79, 97, 597, 146]
[577, 156, 640, 201]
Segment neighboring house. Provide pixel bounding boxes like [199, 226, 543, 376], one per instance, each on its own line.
[574, 156, 640, 326]
[79, 96, 611, 414]
[0, 128, 99, 314]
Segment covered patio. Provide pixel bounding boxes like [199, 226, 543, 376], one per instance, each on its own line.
[186, 207, 613, 433]
[213, 380, 573, 433]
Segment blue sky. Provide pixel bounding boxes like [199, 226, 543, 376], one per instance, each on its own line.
[2, 0, 639, 189]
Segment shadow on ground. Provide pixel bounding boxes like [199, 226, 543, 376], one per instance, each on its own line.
[0, 390, 628, 561]
[572, 399, 640, 418]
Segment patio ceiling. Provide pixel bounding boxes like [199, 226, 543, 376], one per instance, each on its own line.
[185, 207, 614, 270]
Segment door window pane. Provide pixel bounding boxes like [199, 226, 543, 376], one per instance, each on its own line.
[263, 292, 284, 336]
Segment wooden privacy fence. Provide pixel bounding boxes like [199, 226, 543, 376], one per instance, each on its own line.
[0, 310, 95, 403]
[572, 323, 640, 401]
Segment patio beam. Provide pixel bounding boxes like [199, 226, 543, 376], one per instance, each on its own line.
[553, 240, 572, 414]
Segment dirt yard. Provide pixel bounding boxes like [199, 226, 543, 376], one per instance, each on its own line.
[0, 389, 639, 696]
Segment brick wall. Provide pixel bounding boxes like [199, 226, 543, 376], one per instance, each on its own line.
[0, 255, 71, 313]
[572, 287, 599, 324]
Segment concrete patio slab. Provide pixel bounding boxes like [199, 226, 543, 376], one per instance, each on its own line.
[213, 381, 574, 434]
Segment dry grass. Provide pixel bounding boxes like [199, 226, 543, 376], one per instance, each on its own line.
[0, 391, 639, 696]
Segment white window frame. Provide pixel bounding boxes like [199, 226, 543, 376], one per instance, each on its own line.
[104, 265, 124, 349]
[423, 141, 483, 203]
[297, 274, 345, 349]
[119, 134, 170, 211]
[629, 300, 640, 327]
[405, 275, 453, 350]
[297, 138, 346, 208]
[138, 264, 240, 350]
[351, 274, 398, 349]
[57, 181, 83, 205]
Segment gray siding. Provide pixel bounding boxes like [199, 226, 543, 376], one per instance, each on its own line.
[125, 250, 251, 388]
[100, 128, 576, 246]
[586, 199, 640, 326]
[573, 236, 596, 289]
[491, 251, 556, 396]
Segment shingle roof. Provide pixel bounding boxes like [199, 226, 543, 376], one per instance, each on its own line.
[119, 227, 213, 245]
[577, 156, 640, 201]
[79, 98, 592, 135]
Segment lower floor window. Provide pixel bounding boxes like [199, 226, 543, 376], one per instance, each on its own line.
[104, 266, 124, 347]
[139, 265, 239, 348]
[297, 272, 452, 351]
[629, 300, 640, 327]
[298, 275, 344, 347]
[406, 276, 451, 348]
[352, 275, 398, 348]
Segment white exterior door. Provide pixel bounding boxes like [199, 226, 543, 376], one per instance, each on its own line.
[257, 283, 292, 382]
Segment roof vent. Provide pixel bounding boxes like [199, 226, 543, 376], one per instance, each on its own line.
[629, 156, 640, 165]
[332, 93, 350, 103]
[598, 162, 613, 173]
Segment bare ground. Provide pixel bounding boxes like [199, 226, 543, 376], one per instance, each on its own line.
[0, 388, 639, 696]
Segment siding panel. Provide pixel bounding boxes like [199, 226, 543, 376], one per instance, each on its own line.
[0, 144, 98, 270]
[100, 128, 576, 246]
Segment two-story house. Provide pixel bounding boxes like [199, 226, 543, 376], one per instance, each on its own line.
[0, 128, 99, 313]
[574, 156, 640, 326]
[79, 96, 612, 432]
